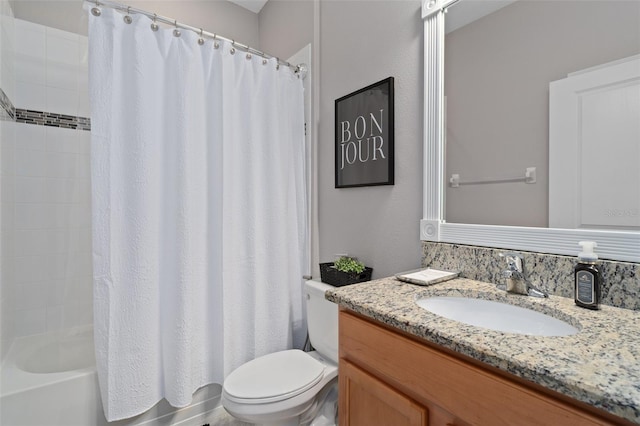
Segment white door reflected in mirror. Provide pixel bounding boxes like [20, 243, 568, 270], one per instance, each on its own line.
[549, 55, 640, 231]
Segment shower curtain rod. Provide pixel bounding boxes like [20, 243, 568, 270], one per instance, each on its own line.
[88, 0, 305, 75]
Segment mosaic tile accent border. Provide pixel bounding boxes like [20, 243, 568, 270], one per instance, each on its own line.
[15, 109, 91, 131]
[422, 241, 640, 311]
[0, 87, 15, 121]
[0, 87, 90, 131]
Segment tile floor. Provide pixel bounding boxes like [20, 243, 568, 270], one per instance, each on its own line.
[202, 408, 251, 425]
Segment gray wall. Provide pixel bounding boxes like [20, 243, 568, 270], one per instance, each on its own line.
[259, 1, 425, 279]
[318, 1, 423, 279]
[8, 0, 259, 47]
[444, 0, 640, 228]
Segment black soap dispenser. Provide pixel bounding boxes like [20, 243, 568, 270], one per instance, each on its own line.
[574, 241, 601, 310]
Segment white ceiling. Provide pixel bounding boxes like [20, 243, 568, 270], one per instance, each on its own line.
[227, 0, 269, 14]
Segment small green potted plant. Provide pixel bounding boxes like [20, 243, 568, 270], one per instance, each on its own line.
[320, 256, 373, 287]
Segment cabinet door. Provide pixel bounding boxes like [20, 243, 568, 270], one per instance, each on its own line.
[340, 359, 428, 426]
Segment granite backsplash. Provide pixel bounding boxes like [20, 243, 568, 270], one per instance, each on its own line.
[421, 242, 640, 311]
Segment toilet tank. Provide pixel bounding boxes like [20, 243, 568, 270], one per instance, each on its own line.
[305, 280, 339, 364]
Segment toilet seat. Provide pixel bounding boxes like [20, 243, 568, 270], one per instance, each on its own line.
[223, 349, 325, 404]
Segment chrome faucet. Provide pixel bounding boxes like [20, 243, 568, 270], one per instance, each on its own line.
[499, 252, 548, 298]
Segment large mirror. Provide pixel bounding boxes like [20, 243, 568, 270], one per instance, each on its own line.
[420, 0, 640, 262]
[444, 0, 639, 229]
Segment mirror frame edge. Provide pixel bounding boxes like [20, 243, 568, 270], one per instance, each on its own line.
[420, 0, 640, 263]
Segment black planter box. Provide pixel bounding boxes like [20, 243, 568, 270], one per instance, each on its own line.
[319, 262, 373, 287]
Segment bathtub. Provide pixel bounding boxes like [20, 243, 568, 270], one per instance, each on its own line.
[0, 327, 227, 426]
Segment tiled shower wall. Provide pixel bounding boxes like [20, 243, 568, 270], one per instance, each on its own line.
[14, 19, 89, 118]
[0, 0, 15, 361]
[1, 16, 92, 359]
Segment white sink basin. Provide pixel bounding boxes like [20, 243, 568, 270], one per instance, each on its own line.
[416, 296, 578, 336]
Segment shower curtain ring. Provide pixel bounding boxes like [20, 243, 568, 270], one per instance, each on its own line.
[91, 0, 102, 16]
[123, 6, 132, 24]
[198, 28, 205, 45]
[213, 34, 219, 49]
[150, 14, 159, 31]
[230, 40, 236, 55]
[173, 20, 181, 37]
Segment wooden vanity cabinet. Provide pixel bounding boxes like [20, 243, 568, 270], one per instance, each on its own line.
[338, 309, 630, 426]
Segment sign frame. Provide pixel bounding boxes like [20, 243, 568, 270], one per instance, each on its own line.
[335, 77, 395, 188]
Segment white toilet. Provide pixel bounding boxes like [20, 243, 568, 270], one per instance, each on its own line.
[221, 280, 339, 426]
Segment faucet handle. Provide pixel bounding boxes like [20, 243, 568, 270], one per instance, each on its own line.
[499, 252, 523, 272]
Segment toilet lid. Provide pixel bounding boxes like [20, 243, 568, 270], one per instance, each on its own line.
[223, 349, 325, 404]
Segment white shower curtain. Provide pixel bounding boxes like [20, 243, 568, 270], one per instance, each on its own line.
[87, 6, 307, 421]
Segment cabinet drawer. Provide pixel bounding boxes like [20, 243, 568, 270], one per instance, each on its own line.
[339, 310, 621, 426]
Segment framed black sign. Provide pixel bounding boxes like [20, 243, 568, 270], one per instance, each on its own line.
[335, 77, 394, 188]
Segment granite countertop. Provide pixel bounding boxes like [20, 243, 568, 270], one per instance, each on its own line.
[326, 277, 640, 424]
